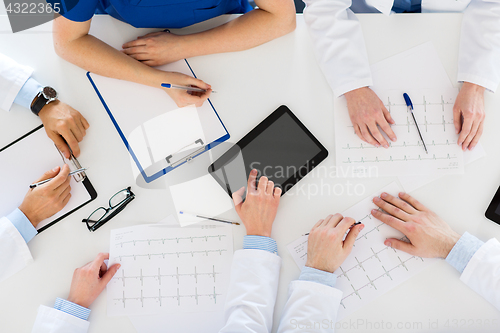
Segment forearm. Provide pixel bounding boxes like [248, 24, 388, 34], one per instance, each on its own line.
[55, 33, 164, 88]
[178, 4, 295, 59]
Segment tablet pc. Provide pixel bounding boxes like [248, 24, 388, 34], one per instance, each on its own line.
[208, 105, 328, 198]
[485, 185, 500, 226]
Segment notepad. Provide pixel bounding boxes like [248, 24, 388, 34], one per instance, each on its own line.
[0, 127, 96, 231]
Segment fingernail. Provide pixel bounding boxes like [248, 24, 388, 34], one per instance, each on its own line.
[359, 225, 364, 231]
[391, 137, 396, 142]
[399, 192, 405, 197]
[380, 192, 387, 198]
[251, 169, 257, 175]
[373, 197, 380, 203]
[371, 209, 378, 214]
[385, 240, 391, 247]
[383, 144, 389, 148]
[117, 264, 121, 269]
[52, 166, 59, 172]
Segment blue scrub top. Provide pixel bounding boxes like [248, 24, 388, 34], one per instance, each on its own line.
[56, 0, 252, 29]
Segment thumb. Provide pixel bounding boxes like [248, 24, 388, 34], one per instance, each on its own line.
[384, 238, 415, 255]
[100, 263, 121, 286]
[232, 187, 245, 212]
[49, 132, 71, 159]
[35, 166, 61, 183]
[453, 107, 462, 135]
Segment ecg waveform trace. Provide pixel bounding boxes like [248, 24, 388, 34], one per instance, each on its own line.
[113, 266, 221, 287]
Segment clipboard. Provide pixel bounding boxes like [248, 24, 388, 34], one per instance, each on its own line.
[87, 59, 230, 184]
[0, 125, 97, 233]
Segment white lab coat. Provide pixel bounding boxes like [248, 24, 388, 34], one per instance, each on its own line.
[221, 242, 500, 332]
[303, 0, 500, 97]
[0, 52, 33, 111]
[0, 216, 34, 283]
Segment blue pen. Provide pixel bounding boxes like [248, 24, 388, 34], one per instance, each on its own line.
[161, 83, 216, 93]
[403, 93, 428, 154]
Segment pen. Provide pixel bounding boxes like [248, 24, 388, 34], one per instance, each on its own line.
[179, 211, 240, 225]
[403, 93, 428, 154]
[29, 167, 87, 188]
[161, 83, 217, 93]
[304, 221, 362, 236]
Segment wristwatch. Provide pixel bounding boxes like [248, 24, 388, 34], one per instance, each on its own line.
[30, 86, 58, 116]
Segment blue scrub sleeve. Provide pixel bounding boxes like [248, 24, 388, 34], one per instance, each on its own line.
[47, 0, 99, 22]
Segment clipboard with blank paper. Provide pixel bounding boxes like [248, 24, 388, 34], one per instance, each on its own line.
[87, 60, 229, 183]
[0, 126, 97, 233]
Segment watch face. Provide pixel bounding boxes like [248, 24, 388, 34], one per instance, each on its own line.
[42, 86, 57, 100]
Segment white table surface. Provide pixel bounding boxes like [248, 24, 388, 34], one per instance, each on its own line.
[1, 12, 500, 333]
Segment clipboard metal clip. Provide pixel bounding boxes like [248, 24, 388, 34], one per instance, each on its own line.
[55, 145, 87, 182]
[165, 138, 205, 167]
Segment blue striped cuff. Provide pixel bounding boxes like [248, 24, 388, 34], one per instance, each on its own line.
[243, 235, 278, 255]
[445, 232, 484, 274]
[7, 208, 37, 243]
[299, 266, 337, 287]
[54, 298, 90, 321]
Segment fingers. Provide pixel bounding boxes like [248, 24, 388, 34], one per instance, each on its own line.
[379, 192, 417, 215]
[137, 31, 164, 39]
[468, 121, 483, 150]
[57, 181, 71, 199]
[81, 115, 90, 130]
[60, 127, 81, 158]
[373, 196, 410, 222]
[273, 186, 282, 198]
[35, 166, 61, 183]
[49, 132, 71, 159]
[91, 253, 109, 271]
[384, 238, 415, 255]
[453, 107, 462, 135]
[61, 192, 72, 208]
[371, 209, 407, 234]
[232, 186, 246, 210]
[122, 45, 148, 56]
[367, 123, 389, 148]
[343, 223, 364, 250]
[336, 216, 356, 234]
[45, 164, 71, 189]
[461, 119, 480, 150]
[100, 263, 121, 286]
[257, 176, 269, 194]
[312, 218, 325, 230]
[382, 105, 395, 125]
[324, 213, 343, 227]
[457, 116, 473, 148]
[265, 180, 274, 195]
[122, 39, 146, 49]
[247, 169, 258, 194]
[187, 77, 210, 91]
[378, 116, 397, 142]
[398, 192, 427, 212]
[359, 124, 380, 147]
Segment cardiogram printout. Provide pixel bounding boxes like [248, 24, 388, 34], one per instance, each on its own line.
[334, 88, 464, 177]
[107, 224, 233, 316]
[287, 182, 436, 320]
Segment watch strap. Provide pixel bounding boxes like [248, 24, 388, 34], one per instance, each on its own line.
[30, 92, 48, 116]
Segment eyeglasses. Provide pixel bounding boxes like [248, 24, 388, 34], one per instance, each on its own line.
[82, 187, 135, 232]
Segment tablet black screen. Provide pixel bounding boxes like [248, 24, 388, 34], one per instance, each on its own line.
[209, 105, 328, 197]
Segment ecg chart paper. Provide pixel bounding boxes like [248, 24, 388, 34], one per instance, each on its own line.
[287, 182, 436, 320]
[107, 224, 233, 316]
[334, 88, 465, 177]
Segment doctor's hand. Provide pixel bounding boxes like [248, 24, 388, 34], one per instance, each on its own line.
[232, 169, 282, 237]
[344, 87, 397, 148]
[67, 253, 121, 309]
[161, 71, 212, 108]
[372, 192, 460, 258]
[453, 82, 485, 151]
[18, 165, 71, 227]
[38, 100, 89, 159]
[122, 30, 182, 67]
[305, 214, 364, 273]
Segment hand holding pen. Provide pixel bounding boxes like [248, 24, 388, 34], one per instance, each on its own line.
[159, 73, 212, 108]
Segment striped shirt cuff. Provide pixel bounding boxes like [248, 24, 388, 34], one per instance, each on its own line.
[243, 235, 278, 255]
[54, 298, 90, 321]
[299, 266, 337, 287]
[445, 232, 484, 274]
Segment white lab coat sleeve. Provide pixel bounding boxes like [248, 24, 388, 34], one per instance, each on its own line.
[457, 0, 500, 92]
[219, 249, 281, 333]
[460, 238, 500, 311]
[31, 305, 90, 333]
[277, 280, 342, 332]
[0, 53, 33, 111]
[303, 0, 373, 97]
[0, 216, 34, 283]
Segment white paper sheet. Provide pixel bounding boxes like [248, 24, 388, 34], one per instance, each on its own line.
[286, 182, 435, 320]
[107, 224, 233, 316]
[335, 88, 464, 177]
[0, 128, 92, 230]
[169, 174, 234, 227]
